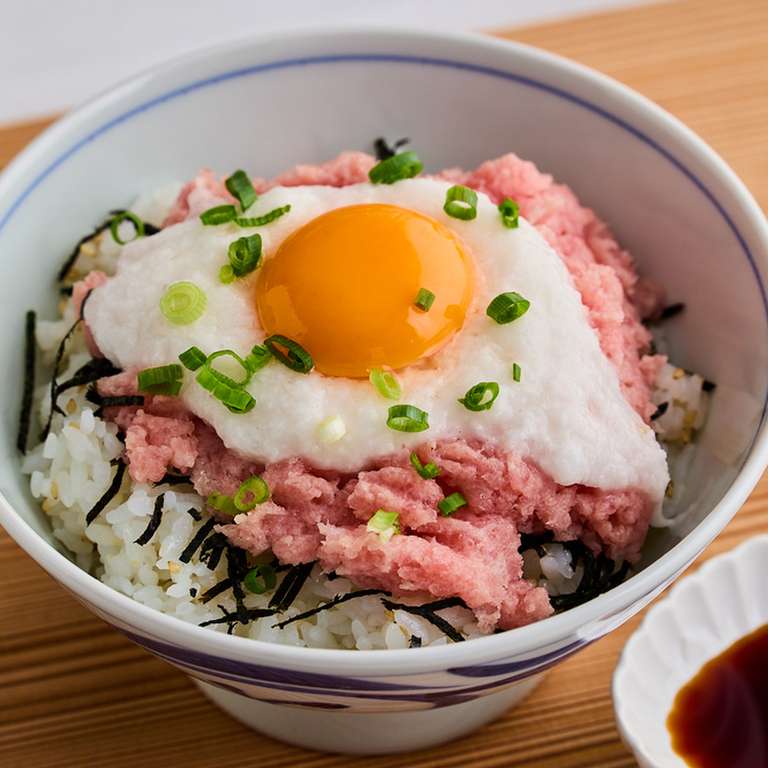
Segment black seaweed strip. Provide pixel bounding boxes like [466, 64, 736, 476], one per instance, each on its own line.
[17, 310, 36, 454]
[272, 589, 387, 629]
[199, 605, 275, 631]
[373, 137, 410, 160]
[179, 517, 216, 563]
[85, 460, 127, 525]
[650, 401, 669, 421]
[85, 386, 145, 414]
[40, 289, 94, 441]
[200, 578, 233, 603]
[702, 379, 717, 392]
[199, 531, 228, 571]
[227, 546, 250, 606]
[56, 357, 121, 395]
[268, 561, 315, 612]
[186, 507, 203, 521]
[381, 598, 466, 643]
[659, 302, 685, 320]
[408, 635, 423, 648]
[152, 472, 194, 488]
[134, 493, 165, 545]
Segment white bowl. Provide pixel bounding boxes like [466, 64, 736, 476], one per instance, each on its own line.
[1, 27, 768, 755]
[613, 533, 768, 767]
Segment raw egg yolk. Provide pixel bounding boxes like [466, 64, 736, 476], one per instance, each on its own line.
[255, 203, 474, 378]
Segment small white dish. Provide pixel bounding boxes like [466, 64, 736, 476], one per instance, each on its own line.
[613, 533, 768, 767]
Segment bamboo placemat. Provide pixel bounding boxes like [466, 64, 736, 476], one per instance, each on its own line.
[2, 0, 768, 765]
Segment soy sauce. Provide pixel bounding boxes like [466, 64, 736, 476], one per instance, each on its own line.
[668, 623, 768, 767]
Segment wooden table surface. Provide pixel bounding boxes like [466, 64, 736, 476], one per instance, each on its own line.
[2, 0, 768, 765]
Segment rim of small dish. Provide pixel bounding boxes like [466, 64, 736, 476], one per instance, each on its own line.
[613, 533, 768, 767]
[1, 26, 768, 676]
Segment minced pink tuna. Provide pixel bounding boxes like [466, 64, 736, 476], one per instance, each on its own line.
[87, 151, 666, 633]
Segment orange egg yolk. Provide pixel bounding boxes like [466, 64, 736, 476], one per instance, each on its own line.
[255, 203, 474, 378]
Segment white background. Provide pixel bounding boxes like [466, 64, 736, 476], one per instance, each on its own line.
[0, 0, 652, 125]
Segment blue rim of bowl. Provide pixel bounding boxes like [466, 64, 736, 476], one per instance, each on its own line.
[2, 31, 768, 668]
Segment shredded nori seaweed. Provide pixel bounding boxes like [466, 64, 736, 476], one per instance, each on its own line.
[85, 385, 144, 416]
[199, 530, 229, 571]
[659, 302, 685, 320]
[381, 597, 467, 643]
[134, 493, 165, 545]
[650, 401, 669, 420]
[85, 459, 127, 525]
[272, 588, 388, 629]
[269, 561, 316, 612]
[17, 309, 37, 454]
[199, 604, 276, 633]
[373, 136, 410, 160]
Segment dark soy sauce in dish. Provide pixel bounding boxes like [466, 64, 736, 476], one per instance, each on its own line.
[667, 623, 768, 768]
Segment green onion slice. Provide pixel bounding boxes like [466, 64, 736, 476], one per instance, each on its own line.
[244, 344, 272, 373]
[243, 563, 277, 594]
[366, 509, 401, 542]
[195, 366, 256, 414]
[368, 150, 423, 184]
[264, 335, 314, 373]
[235, 205, 291, 228]
[438, 492, 467, 517]
[369, 369, 402, 400]
[234, 476, 270, 512]
[486, 292, 531, 324]
[443, 185, 478, 221]
[386, 404, 429, 432]
[110, 211, 145, 244]
[512, 362, 522, 382]
[137, 364, 183, 396]
[228, 233, 263, 278]
[159, 281, 207, 325]
[206, 491, 239, 516]
[317, 414, 346, 444]
[414, 287, 435, 312]
[200, 204, 237, 226]
[498, 197, 520, 228]
[458, 381, 500, 412]
[409, 451, 442, 480]
[225, 170, 258, 211]
[220, 264, 235, 284]
[179, 346, 207, 371]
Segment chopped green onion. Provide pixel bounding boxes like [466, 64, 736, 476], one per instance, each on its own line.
[386, 404, 429, 432]
[438, 492, 467, 517]
[243, 563, 277, 594]
[486, 292, 531, 324]
[206, 491, 239, 516]
[264, 335, 314, 373]
[228, 233, 263, 278]
[110, 211, 145, 244]
[179, 346, 207, 371]
[368, 150, 423, 184]
[498, 197, 520, 228]
[369, 369, 401, 400]
[458, 381, 500, 412]
[366, 509, 401, 542]
[512, 362, 522, 382]
[317, 414, 346, 444]
[200, 204, 237, 225]
[443, 185, 478, 221]
[225, 170, 258, 211]
[195, 366, 256, 414]
[410, 451, 442, 479]
[137, 364, 183, 396]
[235, 205, 291, 227]
[414, 287, 435, 312]
[159, 281, 207, 325]
[234, 476, 270, 511]
[205, 349, 252, 384]
[220, 264, 235, 284]
[244, 344, 272, 373]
